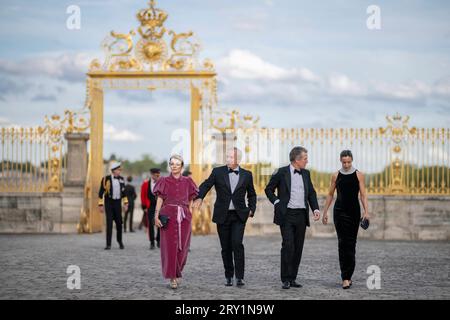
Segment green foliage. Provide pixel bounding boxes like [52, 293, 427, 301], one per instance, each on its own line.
[104, 153, 167, 176]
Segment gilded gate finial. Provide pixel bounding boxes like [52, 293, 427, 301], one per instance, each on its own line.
[91, 0, 213, 73]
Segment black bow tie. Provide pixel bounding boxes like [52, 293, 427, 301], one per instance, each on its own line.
[294, 169, 302, 175]
[228, 168, 239, 175]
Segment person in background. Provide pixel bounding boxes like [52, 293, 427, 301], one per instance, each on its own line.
[146, 168, 161, 249]
[123, 176, 137, 233]
[98, 161, 128, 250]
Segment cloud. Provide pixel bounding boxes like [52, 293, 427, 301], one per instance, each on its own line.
[0, 116, 20, 127]
[216, 49, 450, 109]
[327, 73, 367, 96]
[31, 94, 57, 102]
[0, 78, 30, 99]
[218, 49, 320, 82]
[0, 52, 93, 83]
[104, 123, 143, 142]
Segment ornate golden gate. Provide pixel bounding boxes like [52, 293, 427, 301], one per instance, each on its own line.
[77, 0, 217, 233]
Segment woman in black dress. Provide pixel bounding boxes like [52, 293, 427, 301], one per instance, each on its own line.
[322, 150, 370, 289]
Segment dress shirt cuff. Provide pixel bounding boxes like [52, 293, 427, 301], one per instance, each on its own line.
[274, 199, 280, 205]
[313, 209, 320, 214]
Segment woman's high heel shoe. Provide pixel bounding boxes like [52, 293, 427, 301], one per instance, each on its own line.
[342, 280, 351, 289]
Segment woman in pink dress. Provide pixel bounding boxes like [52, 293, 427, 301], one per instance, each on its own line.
[153, 154, 199, 289]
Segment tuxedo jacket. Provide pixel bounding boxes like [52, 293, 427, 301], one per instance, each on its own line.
[264, 165, 319, 227]
[98, 175, 128, 206]
[197, 165, 257, 224]
[146, 180, 157, 213]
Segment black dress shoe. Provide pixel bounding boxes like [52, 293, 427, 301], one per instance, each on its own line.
[104, 246, 111, 250]
[157, 242, 160, 248]
[150, 243, 155, 250]
[225, 278, 233, 286]
[119, 243, 124, 249]
[130, 230, 135, 233]
[290, 280, 303, 288]
[236, 279, 245, 286]
[282, 281, 290, 289]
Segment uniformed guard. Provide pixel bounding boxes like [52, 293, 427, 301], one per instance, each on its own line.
[98, 161, 128, 250]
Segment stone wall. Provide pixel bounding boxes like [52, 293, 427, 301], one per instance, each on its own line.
[0, 187, 84, 233]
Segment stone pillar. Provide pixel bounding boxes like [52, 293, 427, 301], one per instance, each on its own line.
[64, 133, 89, 187]
[62, 132, 89, 233]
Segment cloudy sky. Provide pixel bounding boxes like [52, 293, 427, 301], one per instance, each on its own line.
[0, 0, 449, 162]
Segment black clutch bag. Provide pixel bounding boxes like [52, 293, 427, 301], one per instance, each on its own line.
[159, 215, 170, 229]
[360, 217, 370, 230]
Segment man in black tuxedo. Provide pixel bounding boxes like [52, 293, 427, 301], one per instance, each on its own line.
[147, 168, 161, 249]
[98, 162, 128, 250]
[265, 146, 321, 289]
[194, 147, 257, 287]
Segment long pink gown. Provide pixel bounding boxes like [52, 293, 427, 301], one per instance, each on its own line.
[153, 174, 199, 279]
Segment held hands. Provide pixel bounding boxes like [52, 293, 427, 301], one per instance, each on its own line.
[98, 205, 104, 213]
[312, 210, 321, 221]
[193, 198, 203, 210]
[322, 212, 328, 225]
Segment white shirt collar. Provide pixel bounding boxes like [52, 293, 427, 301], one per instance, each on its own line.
[290, 164, 302, 174]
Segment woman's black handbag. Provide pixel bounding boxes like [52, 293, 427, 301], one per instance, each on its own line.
[159, 215, 170, 229]
[360, 217, 370, 230]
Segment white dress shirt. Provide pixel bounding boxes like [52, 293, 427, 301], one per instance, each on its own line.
[112, 176, 121, 200]
[287, 164, 306, 209]
[228, 166, 240, 210]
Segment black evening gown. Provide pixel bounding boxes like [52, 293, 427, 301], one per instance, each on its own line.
[333, 170, 361, 281]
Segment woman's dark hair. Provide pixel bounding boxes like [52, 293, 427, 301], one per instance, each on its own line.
[127, 176, 133, 182]
[340, 150, 353, 160]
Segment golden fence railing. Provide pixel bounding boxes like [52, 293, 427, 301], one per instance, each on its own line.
[0, 110, 88, 193]
[0, 126, 62, 192]
[221, 115, 450, 196]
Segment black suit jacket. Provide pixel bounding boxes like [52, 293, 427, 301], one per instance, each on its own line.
[147, 180, 157, 214]
[196, 165, 257, 224]
[264, 165, 319, 227]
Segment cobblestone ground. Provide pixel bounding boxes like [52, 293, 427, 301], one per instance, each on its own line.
[0, 231, 449, 300]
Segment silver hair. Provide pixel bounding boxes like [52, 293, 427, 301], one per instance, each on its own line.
[169, 154, 184, 167]
[289, 146, 308, 162]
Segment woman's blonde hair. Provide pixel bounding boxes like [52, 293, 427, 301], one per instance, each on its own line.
[169, 154, 184, 167]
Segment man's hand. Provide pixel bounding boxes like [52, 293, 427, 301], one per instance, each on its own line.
[98, 205, 104, 213]
[322, 212, 328, 225]
[313, 210, 321, 221]
[193, 198, 203, 209]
